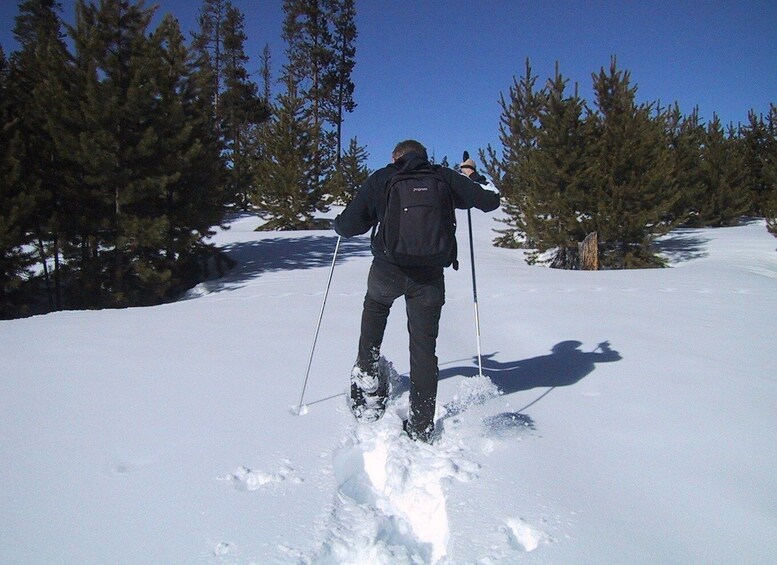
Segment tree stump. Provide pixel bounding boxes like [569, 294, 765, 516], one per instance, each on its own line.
[579, 232, 599, 270]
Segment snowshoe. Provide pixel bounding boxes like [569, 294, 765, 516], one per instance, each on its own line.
[349, 361, 388, 422]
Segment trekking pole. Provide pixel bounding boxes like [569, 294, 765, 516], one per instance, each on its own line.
[462, 150, 485, 379]
[467, 208, 485, 378]
[296, 235, 341, 415]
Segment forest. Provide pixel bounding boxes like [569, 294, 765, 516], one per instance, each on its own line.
[1, 0, 775, 318]
[483, 60, 777, 269]
[1, 0, 366, 318]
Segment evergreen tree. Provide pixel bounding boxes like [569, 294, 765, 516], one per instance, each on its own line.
[191, 0, 228, 124]
[483, 59, 543, 248]
[46, 0, 109, 308]
[325, 136, 368, 204]
[246, 43, 272, 180]
[143, 14, 226, 299]
[587, 59, 679, 268]
[0, 45, 37, 316]
[741, 109, 771, 217]
[763, 105, 777, 235]
[69, 0, 180, 305]
[192, 0, 267, 209]
[282, 0, 337, 197]
[324, 0, 357, 164]
[69, 1, 229, 305]
[521, 65, 593, 268]
[252, 73, 324, 230]
[9, 0, 73, 310]
[695, 115, 750, 227]
[219, 3, 268, 209]
[665, 105, 704, 226]
[259, 43, 272, 104]
[283, 0, 334, 133]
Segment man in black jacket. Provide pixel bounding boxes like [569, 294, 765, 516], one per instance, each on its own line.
[334, 139, 500, 442]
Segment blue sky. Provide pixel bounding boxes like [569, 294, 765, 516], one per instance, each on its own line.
[2, 0, 776, 171]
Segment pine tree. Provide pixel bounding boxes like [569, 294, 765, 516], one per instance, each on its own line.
[482, 59, 543, 248]
[741, 110, 771, 217]
[69, 0, 176, 305]
[192, 0, 267, 210]
[45, 0, 107, 308]
[0, 45, 37, 317]
[191, 0, 229, 124]
[143, 14, 225, 299]
[763, 105, 777, 235]
[325, 136, 368, 204]
[696, 115, 751, 227]
[221, 4, 268, 209]
[246, 43, 272, 180]
[521, 64, 593, 268]
[324, 0, 357, 164]
[587, 58, 679, 268]
[252, 73, 324, 230]
[283, 0, 334, 133]
[666, 105, 704, 226]
[259, 43, 272, 104]
[283, 0, 337, 197]
[9, 0, 73, 310]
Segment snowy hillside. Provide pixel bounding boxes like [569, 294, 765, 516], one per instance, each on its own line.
[2, 209, 776, 564]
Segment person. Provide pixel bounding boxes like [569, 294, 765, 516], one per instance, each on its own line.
[333, 139, 500, 442]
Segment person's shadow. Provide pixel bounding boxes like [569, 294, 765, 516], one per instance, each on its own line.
[431, 341, 622, 436]
[440, 340, 621, 393]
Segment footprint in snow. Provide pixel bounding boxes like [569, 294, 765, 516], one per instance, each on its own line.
[213, 541, 234, 556]
[103, 457, 152, 477]
[503, 517, 553, 552]
[483, 412, 536, 439]
[218, 459, 302, 491]
[315, 422, 477, 564]
[310, 359, 490, 564]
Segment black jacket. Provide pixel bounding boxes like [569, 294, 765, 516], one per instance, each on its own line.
[334, 152, 500, 269]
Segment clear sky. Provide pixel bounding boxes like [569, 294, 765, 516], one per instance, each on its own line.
[2, 0, 776, 171]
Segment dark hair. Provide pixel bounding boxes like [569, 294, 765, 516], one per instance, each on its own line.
[392, 139, 428, 161]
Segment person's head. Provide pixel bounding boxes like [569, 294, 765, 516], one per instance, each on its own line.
[551, 340, 583, 354]
[392, 139, 428, 162]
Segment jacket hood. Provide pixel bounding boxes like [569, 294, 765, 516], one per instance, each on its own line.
[394, 151, 431, 172]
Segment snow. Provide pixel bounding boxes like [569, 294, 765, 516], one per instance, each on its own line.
[2, 209, 776, 564]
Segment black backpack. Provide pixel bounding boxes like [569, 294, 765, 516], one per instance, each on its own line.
[374, 166, 458, 269]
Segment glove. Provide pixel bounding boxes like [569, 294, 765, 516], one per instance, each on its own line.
[460, 158, 477, 177]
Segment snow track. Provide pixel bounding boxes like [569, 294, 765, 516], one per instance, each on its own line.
[309, 361, 517, 564]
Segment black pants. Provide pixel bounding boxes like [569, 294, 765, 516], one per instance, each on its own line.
[358, 260, 445, 435]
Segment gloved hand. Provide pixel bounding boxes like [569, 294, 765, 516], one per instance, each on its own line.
[460, 158, 477, 177]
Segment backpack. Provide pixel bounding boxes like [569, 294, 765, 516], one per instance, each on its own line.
[374, 166, 458, 269]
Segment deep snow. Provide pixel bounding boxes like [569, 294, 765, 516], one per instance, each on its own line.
[2, 209, 776, 564]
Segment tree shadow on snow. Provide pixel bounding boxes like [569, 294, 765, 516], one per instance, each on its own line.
[653, 230, 710, 264]
[199, 235, 372, 294]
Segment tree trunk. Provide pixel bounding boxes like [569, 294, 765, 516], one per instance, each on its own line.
[579, 231, 599, 270]
[37, 234, 53, 310]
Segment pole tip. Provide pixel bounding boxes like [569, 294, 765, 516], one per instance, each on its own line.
[291, 404, 309, 416]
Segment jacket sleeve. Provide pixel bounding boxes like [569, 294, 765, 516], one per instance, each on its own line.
[442, 168, 501, 212]
[333, 172, 380, 237]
